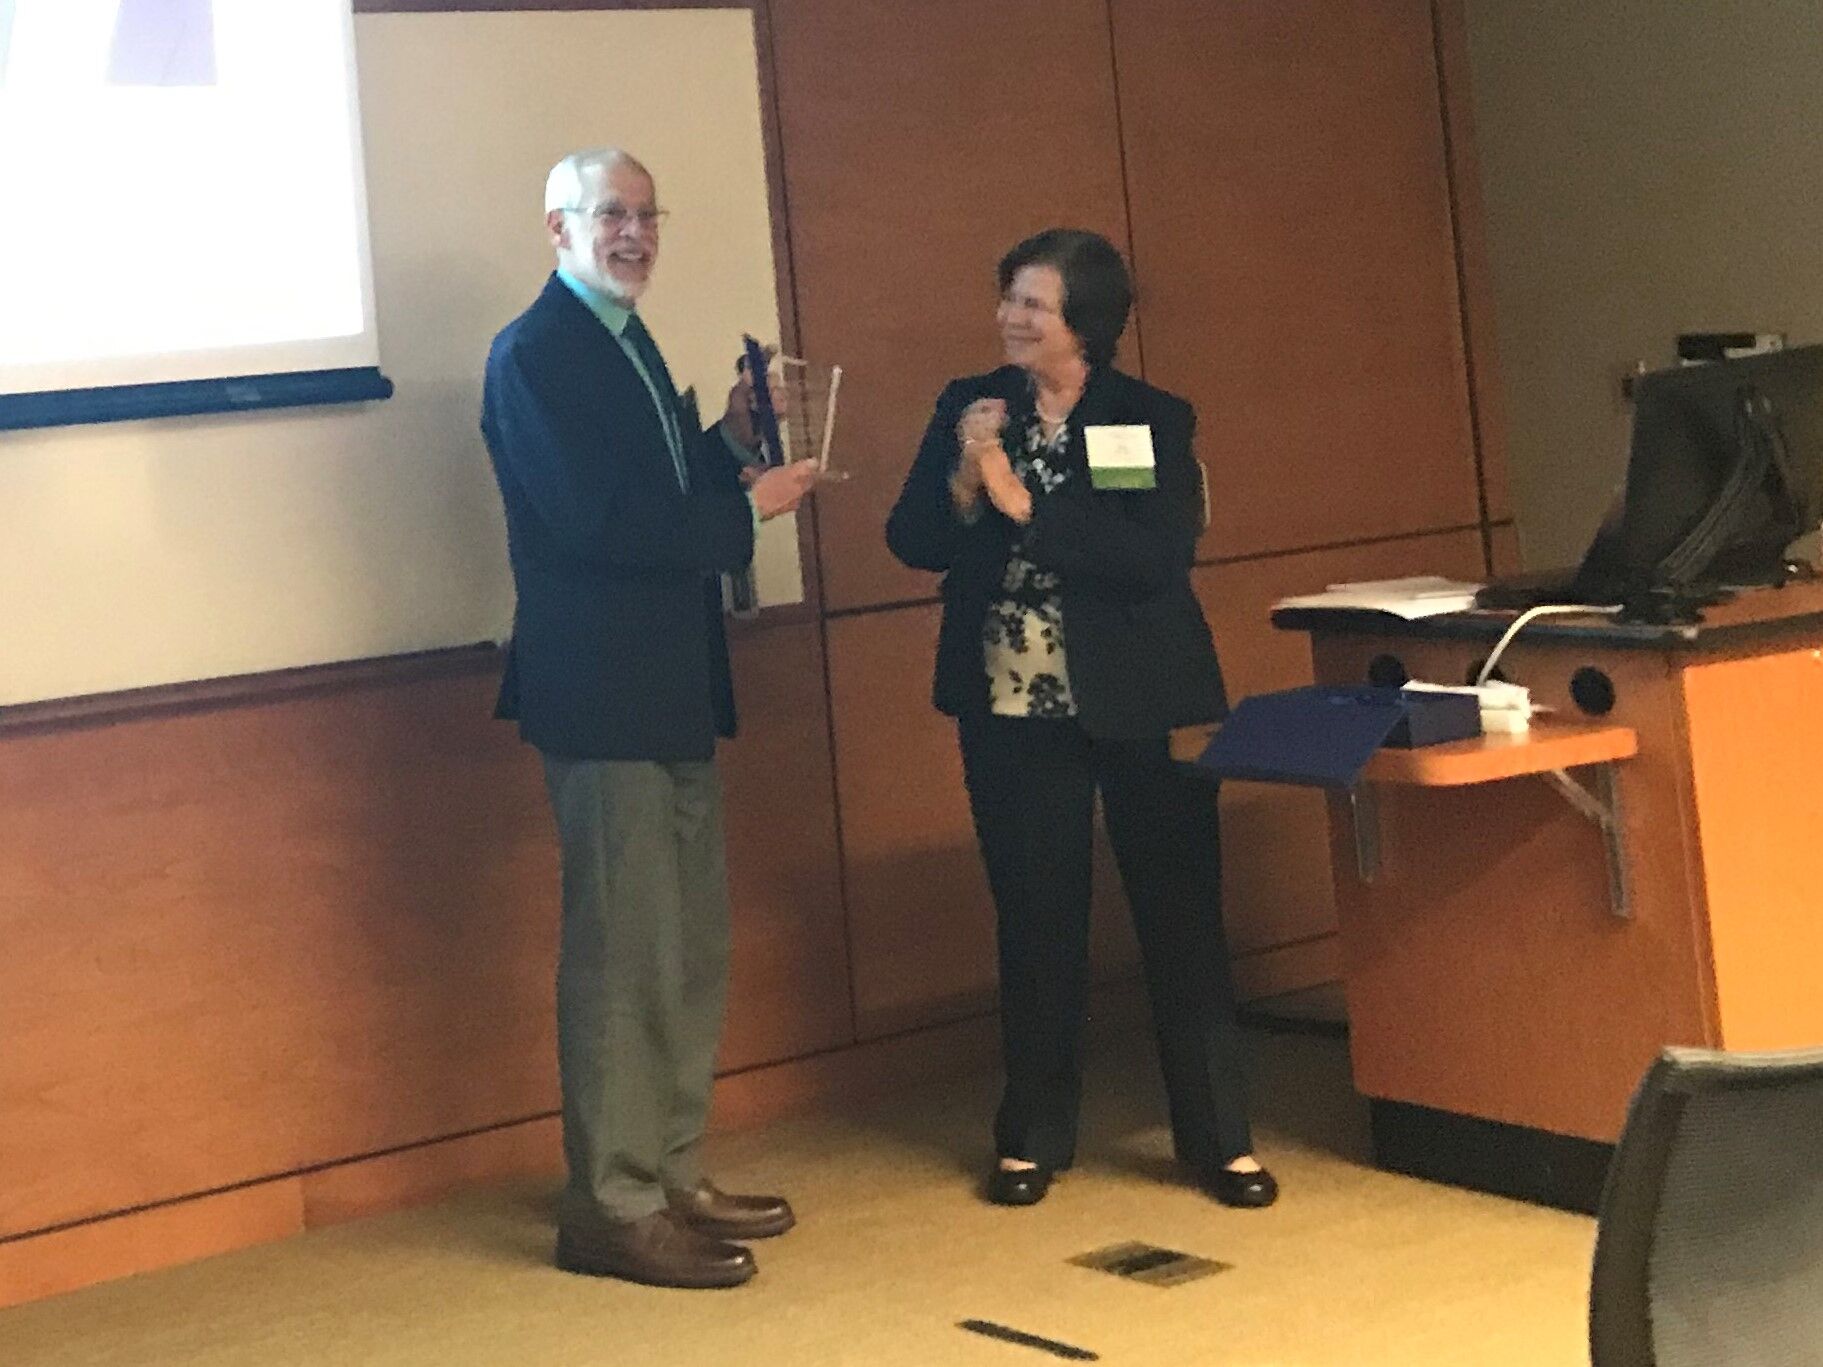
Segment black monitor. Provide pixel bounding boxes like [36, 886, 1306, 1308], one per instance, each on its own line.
[1489, 344, 1823, 615]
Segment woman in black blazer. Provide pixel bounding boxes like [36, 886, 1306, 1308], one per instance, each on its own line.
[886, 229, 1276, 1210]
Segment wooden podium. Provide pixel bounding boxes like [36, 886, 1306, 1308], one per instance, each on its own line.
[1275, 581, 1823, 1209]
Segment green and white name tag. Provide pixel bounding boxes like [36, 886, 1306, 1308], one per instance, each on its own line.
[1084, 424, 1158, 489]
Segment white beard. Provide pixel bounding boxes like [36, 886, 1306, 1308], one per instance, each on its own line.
[559, 249, 648, 304]
[602, 279, 646, 304]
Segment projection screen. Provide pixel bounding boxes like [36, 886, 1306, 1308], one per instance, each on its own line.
[0, 0, 388, 427]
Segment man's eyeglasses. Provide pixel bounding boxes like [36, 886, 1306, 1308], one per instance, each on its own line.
[570, 203, 669, 232]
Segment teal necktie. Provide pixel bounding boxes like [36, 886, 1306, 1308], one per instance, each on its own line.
[623, 312, 689, 492]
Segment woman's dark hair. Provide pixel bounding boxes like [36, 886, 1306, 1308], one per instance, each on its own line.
[996, 228, 1133, 369]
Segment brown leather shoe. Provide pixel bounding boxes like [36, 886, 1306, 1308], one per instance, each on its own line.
[666, 1179, 796, 1240]
[554, 1209, 756, 1288]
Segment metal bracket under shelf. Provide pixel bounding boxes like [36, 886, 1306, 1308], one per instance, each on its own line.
[1349, 786, 1381, 884]
[1344, 761, 1630, 919]
[1541, 763, 1630, 920]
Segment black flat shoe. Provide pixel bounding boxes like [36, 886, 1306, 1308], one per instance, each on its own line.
[985, 1163, 1053, 1206]
[1208, 1164, 1279, 1209]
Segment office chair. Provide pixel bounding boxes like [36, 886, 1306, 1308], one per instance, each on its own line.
[1589, 1044, 1823, 1367]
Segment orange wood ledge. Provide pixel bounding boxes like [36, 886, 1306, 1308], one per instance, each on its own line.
[1360, 721, 1638, 786]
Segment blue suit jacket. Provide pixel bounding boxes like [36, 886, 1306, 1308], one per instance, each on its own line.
[482, 275, 754, 760]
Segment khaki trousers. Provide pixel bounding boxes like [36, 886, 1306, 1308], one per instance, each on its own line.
[541, 755, 731, 1222]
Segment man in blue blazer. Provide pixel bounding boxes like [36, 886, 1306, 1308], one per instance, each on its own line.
[482, 148, 818, 1289]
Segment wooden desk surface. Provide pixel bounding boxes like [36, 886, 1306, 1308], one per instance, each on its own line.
[1361, 722, 1638, 786]
[1273, 578, 1823, 653]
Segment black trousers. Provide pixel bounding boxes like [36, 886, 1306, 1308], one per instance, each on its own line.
[958, 712, 1254, 1172]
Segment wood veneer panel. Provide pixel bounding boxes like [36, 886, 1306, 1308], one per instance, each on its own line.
[0, 627, 850, 1242]
[826, 606, 1137, 1040]
[1113, 0, 1481, 559]
[0, 978, 1157, 1309]
[1191, 529, 1487, 957]
[825, 607, 995, 1036]
[1682, 649, 1823, 1051]
[1231, 935, 1344, 1005]
[719, 622, 855, 1068]
[0, 671, 557, 1239]
[771, 0, 1132, 611]
[1433, 0, 1514, 526]
[708, 977, 1154, 1132]
[1311, 632, 1715, 1141]
[301, 1118, 562, 1228]
[0, 1182, 305, 1311]
[354, 2, 752, 11]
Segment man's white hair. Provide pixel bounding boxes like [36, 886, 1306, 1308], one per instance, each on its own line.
[543, 147, 650, 214]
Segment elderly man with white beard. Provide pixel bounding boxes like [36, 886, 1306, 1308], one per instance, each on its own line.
[481, 148, 819, 1289]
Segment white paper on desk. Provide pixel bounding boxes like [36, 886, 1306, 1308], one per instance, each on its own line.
[1274, 575, 1483, 620]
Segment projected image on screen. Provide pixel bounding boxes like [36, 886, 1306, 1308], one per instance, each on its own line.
[109, 0, 218, 87]
[0, 0, 380, 413]
[3, 0, 217, 87]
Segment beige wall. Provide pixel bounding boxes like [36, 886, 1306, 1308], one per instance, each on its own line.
[1464, 0, 1823, 569]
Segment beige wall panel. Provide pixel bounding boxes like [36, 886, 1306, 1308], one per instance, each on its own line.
[1114, 0, 1481, 560]
[1489, 521, 1522, 575]
[770, 0, 1132, 611]
[1464, 3, 1823, 569]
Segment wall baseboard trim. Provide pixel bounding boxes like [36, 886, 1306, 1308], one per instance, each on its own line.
[0, 963, 1331, 1310]
[0, 983, 1158, 1311]
[1233, 934, 1342, 1002]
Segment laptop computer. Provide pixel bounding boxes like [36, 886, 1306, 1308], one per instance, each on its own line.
[1474, 498, 1626, 610]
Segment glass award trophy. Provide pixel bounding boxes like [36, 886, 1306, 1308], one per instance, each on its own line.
[727, 337, 847, 617]
[743, 334, 845, 479]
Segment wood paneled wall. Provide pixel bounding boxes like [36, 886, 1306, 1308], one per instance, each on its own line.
[789, 0, 1508, 1033]
[0, 631, 847, 1244]
[0, 0, 1512, 1303]
[0, 663, 558, 1238]
[1114, 0, 1482, 558]
[770, 0, 1135, 611]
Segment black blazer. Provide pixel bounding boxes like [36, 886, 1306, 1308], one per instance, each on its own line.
[886, 364, 1226, 739]
[482, 275, 754, 761]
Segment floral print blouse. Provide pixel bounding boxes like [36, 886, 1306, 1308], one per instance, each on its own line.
[982, 412, 1076, 718]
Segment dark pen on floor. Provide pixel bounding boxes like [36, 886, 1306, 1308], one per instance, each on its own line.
[958, 1318, 1100, 1361]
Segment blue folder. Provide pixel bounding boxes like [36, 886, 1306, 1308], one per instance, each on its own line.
[1196, 685, 1480, 789]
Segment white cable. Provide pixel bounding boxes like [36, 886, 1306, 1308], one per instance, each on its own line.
[1474, 603, 1624, 687]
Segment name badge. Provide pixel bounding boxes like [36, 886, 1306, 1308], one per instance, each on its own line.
[1084, 424, 1157, 489]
